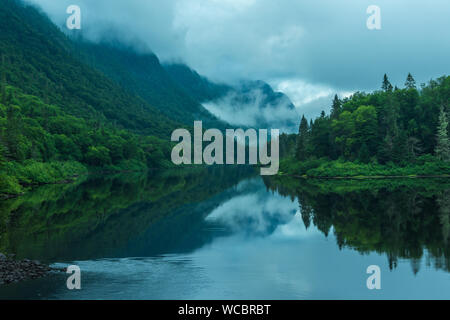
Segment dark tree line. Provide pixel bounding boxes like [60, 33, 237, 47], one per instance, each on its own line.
[286, 74, 450, 164]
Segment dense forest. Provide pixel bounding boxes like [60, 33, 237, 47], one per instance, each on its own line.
[0, 0, 210, 196]
[2, 0, 450, 197]
[279, 74, 450, 177]
[0, 84, 174, 195]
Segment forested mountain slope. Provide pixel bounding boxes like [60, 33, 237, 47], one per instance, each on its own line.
[73, 41, 228, 129]
[165, 63, 298, 130]
[0, 0, 178, 137]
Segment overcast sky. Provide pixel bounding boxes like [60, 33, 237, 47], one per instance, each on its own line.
[26, 0, 450, 118]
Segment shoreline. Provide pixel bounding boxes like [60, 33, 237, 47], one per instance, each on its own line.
[0, 253, 64, 285]
[285, 174, 450, 180]
[0, 168, 150, 200]
[0, 175, 82, 200]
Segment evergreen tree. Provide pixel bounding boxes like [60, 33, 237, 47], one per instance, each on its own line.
[300, 202, 313, 230]
[382, 74, 393, 92]
[435, 106, 450, 161]
[405, 73, 416, 89]
[296, 115, 309, 161]
[378, 133, 394, 164]
[5, 105, 24, 160]
[330, 94, 341, 119]
[1, 55, 6, 104]
[358, 143, 370, 163]
[0, 138, 7, 168]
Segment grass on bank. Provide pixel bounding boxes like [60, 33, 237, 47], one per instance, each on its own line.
[278, 155, 450, 178]
[0, 160, 87, 196]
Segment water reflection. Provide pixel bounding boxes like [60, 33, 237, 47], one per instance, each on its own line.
[265, 177, 450, 274]
[0, 169, 449, 299]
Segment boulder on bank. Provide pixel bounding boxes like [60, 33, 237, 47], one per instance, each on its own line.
[0, 254, 59, 285]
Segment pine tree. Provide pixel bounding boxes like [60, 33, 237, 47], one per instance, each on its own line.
[330, 94, 341, 119]
[382, 74, 393, 92]
[0, 138, 7, 168]
[296, 115, 309, 161]
[358, 143, 370, 163]
[435, 106, 450, 161]
[405, 73, 416, 89]
[1, 55, 6, 104]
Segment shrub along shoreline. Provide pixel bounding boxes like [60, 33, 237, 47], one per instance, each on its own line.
[0, 160, 88, 198]
[277, 156, 450, 179]
[0, 158, 164, 198]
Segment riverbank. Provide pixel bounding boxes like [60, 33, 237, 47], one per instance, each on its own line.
[0, 160, 88, 199]
[0, 253, 63, 285]
[278, 156, 450, 178]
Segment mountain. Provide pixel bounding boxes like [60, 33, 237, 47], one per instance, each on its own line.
[72, 41, 228, 129]
[164, 63, 231, 102]
[0, 0, 178, 138]
[165, 64, 299, 131]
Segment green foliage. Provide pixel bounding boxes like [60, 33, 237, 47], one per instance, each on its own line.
[295, 115, 309, 161]
[0, 172, 22, 195]
[278, 156, 450, 178]
[436, 106, 450, 161]
[283, 74, 450, 169]
[0, 86, 175, 195]
[76, 45, 227, 129]
[0, 160, 87, 195]
[0, 0, 180, 138]
[2, 160, 87, 185]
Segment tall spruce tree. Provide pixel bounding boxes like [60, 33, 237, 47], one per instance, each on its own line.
[405, 73, 416, 89]
[330, 94, 342, 119]
[296, 115, 309, 161]
[1, 55, 6, 104]
[382, 74, 393, 92]
[436, 106, 450, 161]
[0, 138, 7, 167]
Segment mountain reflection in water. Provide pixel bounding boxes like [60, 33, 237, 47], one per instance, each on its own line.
[0, 168, 449, 299]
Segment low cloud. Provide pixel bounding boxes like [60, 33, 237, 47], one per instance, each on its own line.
[271, 79, 354, 120]
[26, 0, 450, 117]
[203, 86, 299, 132]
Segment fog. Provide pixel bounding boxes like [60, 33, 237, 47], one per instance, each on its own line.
[26, 0, 450, 119]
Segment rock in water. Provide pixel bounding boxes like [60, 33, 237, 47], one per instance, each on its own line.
[0, 253, 6, 261]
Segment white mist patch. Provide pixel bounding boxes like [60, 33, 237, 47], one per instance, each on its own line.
[271, 79, 355, 119]
[205, 189, 298, 235]
[202, 88, 299, 132]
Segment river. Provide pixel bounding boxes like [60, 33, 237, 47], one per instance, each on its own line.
[0, 167, 449, 299]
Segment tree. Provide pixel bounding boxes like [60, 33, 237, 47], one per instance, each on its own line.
[1, 55, 6, 104]
[435, 106, 450, 161]
[0, 138, 7, 168]
[5, 105, 24, 160]
[354, 105, 378, 155]
[330, 94, 342, 119]
[295, 115, 309, 161]
[85, 146, 112, 166]
[358, 143, 370, 163]
[382, 74, 393, 92]
[405, 73, 416, 89]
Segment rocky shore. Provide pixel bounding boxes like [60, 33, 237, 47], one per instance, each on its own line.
[0, 253, 62, 285]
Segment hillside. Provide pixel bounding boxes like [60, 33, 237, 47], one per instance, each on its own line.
[0, 0, 179, 137]
[165, 64, 298, 130]
[73, 41, 228, 129]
